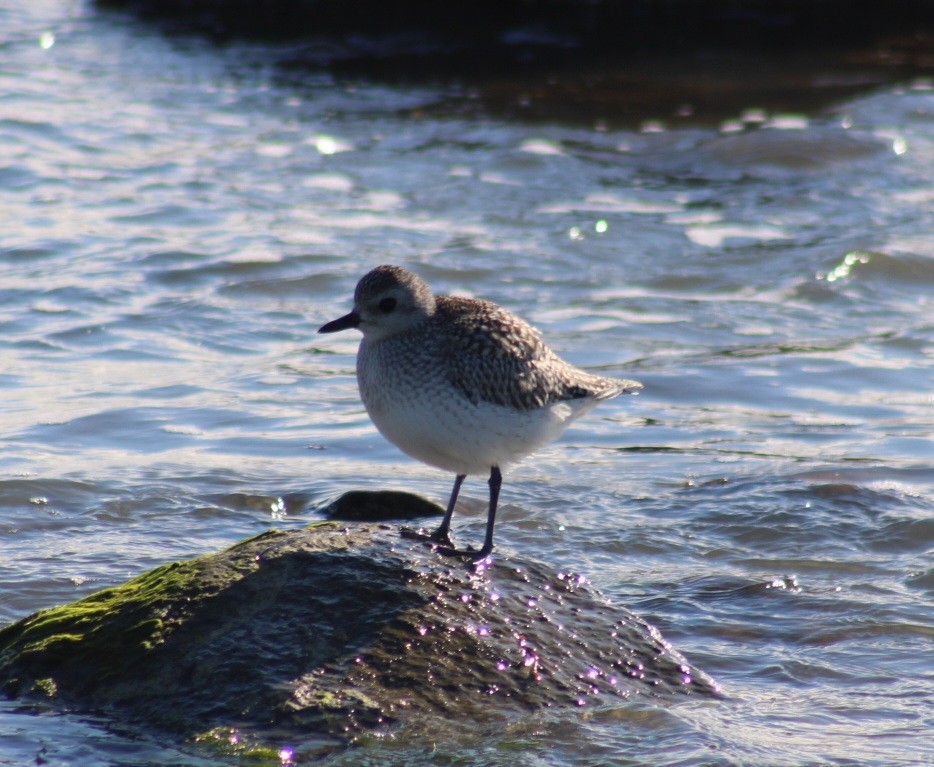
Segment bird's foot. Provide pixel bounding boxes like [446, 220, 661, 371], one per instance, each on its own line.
[435, 544, 493, 567]
[399, 526, 454, 549]
[399, 527, 493, 569]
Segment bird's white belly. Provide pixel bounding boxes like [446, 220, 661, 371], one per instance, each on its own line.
[361, 380, 587, 476]
[356, 332, 606, 476]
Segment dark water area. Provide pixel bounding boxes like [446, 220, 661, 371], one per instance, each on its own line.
[100, 0, 934, 127]
[1, 1, 932, 765]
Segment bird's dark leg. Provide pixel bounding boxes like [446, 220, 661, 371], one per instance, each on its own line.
[400, 473, 464, 547]
[436, 465, 500, 563]
[472, 466, 501, 561]
[431, 473, 465, 547]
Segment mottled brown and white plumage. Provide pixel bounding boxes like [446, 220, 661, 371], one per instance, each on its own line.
[319, 264, 641, 561]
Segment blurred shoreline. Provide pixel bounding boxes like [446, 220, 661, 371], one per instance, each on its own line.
[97, 0, 934, 125]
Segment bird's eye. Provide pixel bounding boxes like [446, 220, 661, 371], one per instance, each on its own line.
[378, 297, 397, 313]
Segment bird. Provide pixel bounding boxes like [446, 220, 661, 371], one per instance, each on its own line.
[318, 265, 642, 562]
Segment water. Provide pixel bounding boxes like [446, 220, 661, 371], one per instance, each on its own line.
[1, 1, 932, 765]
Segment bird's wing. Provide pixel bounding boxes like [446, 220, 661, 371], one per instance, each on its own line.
[436, 296, 638, 410]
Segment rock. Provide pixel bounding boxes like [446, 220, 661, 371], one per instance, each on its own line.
[0, 517, 718, 755]
[322, 489, 444, 521]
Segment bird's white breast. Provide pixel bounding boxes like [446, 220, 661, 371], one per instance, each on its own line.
[356, 336, 593, 475]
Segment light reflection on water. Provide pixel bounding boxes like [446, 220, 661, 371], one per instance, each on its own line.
[1, 1, 933, 766]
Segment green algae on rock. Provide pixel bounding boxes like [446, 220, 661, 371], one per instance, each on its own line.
[0, 516, 718, 751]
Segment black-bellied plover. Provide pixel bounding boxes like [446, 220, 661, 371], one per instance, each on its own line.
[319, 265, 642, 562]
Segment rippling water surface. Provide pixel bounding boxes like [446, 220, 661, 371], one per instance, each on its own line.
[1, 2, 932, 765]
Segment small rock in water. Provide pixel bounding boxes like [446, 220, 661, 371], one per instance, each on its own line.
[322, 490, 444, 521]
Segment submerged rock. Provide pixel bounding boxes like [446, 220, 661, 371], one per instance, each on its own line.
[0, 510, 718, 753]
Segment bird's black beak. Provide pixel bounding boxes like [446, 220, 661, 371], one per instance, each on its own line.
[318, 311, 361, 333]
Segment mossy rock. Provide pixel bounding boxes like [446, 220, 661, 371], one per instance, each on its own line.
[0, 511, 718, 754]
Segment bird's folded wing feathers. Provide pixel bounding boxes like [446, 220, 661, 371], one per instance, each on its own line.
[436, 296, 640, 410]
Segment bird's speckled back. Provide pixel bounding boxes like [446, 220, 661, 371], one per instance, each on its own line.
[434, 295, 637, 410]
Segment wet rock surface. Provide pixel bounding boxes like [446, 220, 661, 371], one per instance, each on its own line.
[0, 505, 718, 751]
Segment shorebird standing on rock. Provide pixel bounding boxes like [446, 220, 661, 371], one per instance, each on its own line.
[319, 265, 642, 562]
